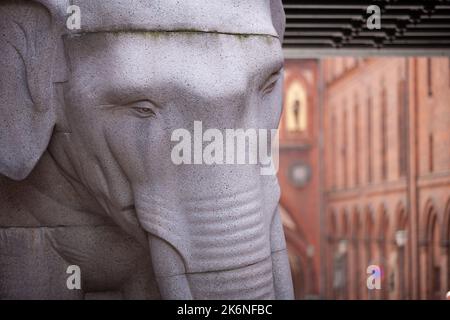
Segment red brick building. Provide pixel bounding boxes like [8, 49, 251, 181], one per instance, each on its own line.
[278, 59, 321, 299]
[280, 57, 450, 300]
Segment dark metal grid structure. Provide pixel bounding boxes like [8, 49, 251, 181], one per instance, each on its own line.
[282, 0, 450, 57]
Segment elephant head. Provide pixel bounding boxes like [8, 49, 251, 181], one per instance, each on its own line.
[0, 0, 293, 299]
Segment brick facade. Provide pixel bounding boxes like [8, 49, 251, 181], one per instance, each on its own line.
[278, 60, 321, 299]
[280, 57, 450, 299]
[323, 57, 450, 300]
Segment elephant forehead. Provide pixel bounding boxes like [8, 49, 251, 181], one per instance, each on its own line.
[65, 0, 278, 37]
[64, 33, 283, 104]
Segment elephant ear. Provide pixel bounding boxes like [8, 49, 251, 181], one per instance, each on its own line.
[270, 0, 286, 40]
[0, 1, 58, 181]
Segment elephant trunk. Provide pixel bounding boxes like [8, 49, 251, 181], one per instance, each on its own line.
[133, 168, 283, 299]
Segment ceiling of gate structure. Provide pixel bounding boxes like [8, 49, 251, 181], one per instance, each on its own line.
[282, 0, 450, 57]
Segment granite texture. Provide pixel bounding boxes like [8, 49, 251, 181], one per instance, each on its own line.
[0, 0, 293, 299]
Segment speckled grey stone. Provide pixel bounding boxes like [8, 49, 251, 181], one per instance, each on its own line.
[0, 0, 293, 300]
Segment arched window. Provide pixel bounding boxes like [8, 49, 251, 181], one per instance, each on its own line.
[429, 133, 434, 173]
[431, 216, 441, 299]
[429, 214, 441, 299]
[427, 58, 433, 97]
[365, 207, 376, 299]
[423, 203, 441, 300]
[354, 96, 360, 186]
[331, 113, 337, 190]
[285, 81, 308, 133]
[342, 108, 348, 189]
[397, 72, 407, 177]
[443, 199, 450, 292]
[448, 58, 450, 87]
[377, 205, 390, 299]
[367, 208, 375, 265]
[338, 210, 350, 299]
[328, 210, 337, 298]
[448, 57, 450, 87]
[381, 84, 388, 180]
[445, 200, 450, 294]
[392, 205, 408, 300]
[351, 208, 362, 299]
[332, 210, 350, 299]
[367, 94, 373, 183]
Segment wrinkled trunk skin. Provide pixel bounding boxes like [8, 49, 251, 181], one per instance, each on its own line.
[134, 164, 294, 300]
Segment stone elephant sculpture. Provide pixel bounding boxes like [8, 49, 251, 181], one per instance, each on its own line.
[0, 0, 294, 299]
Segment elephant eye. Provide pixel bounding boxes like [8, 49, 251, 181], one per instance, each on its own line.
[129, 100, 157, 118]
[261, 68, 283, 96]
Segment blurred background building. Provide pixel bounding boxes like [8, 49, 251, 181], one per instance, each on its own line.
[279, 57, 450, 300]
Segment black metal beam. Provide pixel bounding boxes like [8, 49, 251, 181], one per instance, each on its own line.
[282, 0, 450, 54]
